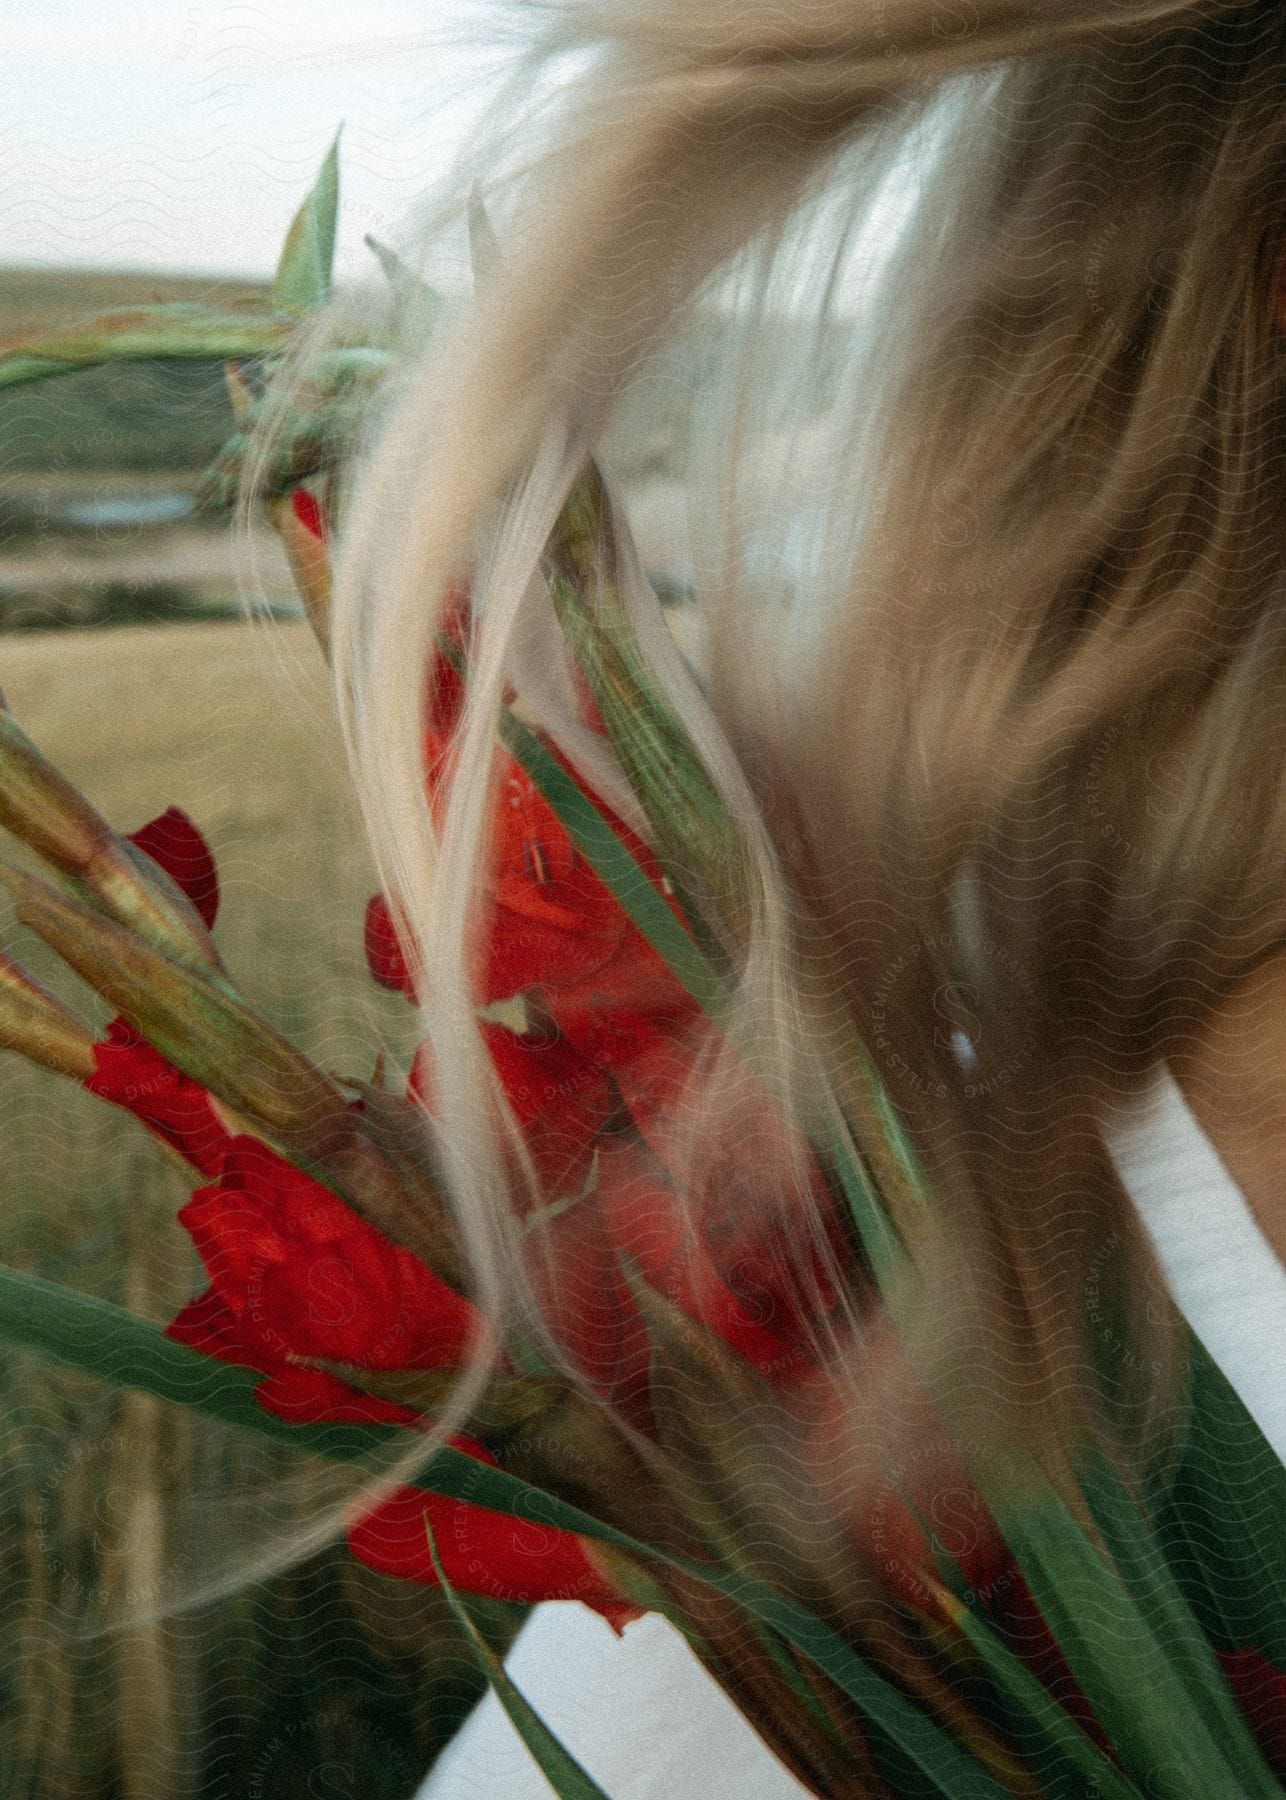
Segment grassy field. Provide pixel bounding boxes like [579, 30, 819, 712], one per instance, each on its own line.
[0, 617, 521, 1800]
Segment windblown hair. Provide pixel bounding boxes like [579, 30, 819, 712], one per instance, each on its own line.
[256, 0, 1286, 1592]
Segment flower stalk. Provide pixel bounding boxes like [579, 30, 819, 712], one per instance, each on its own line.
[0, 952, 96, 1079]
[0, 709, 222, 971]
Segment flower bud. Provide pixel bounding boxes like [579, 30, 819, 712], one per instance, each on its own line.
[0, 709, 221, 971]
[0, 952, 95, 1078]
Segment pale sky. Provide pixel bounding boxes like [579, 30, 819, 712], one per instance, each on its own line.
[6, 1, 920, 305]
[5, 1, 512, 280]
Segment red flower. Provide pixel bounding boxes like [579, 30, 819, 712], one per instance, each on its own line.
[369, 596, 846, 1385]
[345, 1447, 637, 1625]
[122, 729, 639, 1621]
[166, 1282, 424, 1428]
[127, 804, 220, 930]
[319, 580, 837, 1405]
[169, 1285, 634, 1621]
[291, 486, 327, 542]
[83, 806, 232, 1174]
[166, 1132, 638, 1622]
[364, 892, 417, 1000]
[360, 590, 698, 1076]
[593, 1133, 820, 1385]
[412, 1022, 647, 1410]
[86, 1016, 232, 1176]
[409, 1021, 827, 1399]
[172, 1135, 480, 1375]
[391, 599, 696, 1035]
[412, 743, 692, 1031]
[411, 1020, 617, 1209]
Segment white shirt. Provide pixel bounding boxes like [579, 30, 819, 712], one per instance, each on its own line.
[416, 1065, 1286, 1798]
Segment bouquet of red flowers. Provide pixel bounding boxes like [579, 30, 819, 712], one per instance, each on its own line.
[1, 141, 1285, 1799]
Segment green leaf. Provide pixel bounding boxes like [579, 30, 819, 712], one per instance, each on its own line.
[467, 185, 503, 282]
[992, 1478, 1282, 1799]
[940, 1591, 1143, 1800]
[1077, 1442, 1282, 1794]
[0, 304, 291, 390]
[424, 1518, 613, 1799]
[827, 1110, 906, 1295]
[272, 128, 341, 315]
[1148, 1335, 1286, 1671]
[364, 235, 444, 341]
[542, 466, 752, 943]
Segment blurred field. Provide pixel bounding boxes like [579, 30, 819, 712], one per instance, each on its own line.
[0, 266, 292, 641]
[0, 617, 521, 1800]
[0, 261, 701, 637]
[0, 269, 268, 478]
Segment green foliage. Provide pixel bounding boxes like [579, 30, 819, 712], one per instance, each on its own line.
[0, 359, 236, 474]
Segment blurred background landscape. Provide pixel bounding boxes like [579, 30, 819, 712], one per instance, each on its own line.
[0, 267, 289, 634]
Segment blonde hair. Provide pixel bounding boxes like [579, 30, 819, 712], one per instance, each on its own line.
[252, 0, 1286, 1613]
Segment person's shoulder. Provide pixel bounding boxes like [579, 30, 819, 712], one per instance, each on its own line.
[1169, 944, 1286, 1272]
[1103, 1043, 1286, 1464]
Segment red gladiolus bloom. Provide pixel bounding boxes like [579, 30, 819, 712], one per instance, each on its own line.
[165, 1135, 639, 1624]
[166, 1280, 426, 1430]
[438, 746, 692, 1028]
[410, 598, 695, 1025]
[411, 1020, 617, 1209]
[128, 803, 220, 930]
[409, 1019, 831, 1396]
[86, 1016, 232, 1176]
[364, 891, 418, 1000]
[291, 486, 327, 541]
[345, 1449, 639, 1627]
[169, 1284, 635, 1621]
[593, 1133, 821, 1386]
[377, 597, 845, 1382]
[362, 586, 697, 1066]
[84, 806, 231, 1173]
[173, 1135, 480, 1375]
